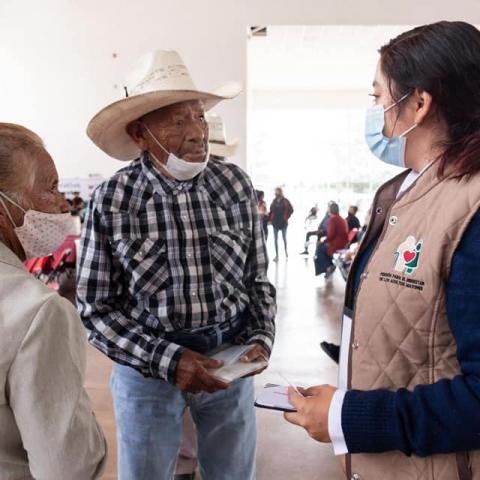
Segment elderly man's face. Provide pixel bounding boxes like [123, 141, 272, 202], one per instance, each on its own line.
[129, 100, 209, 166]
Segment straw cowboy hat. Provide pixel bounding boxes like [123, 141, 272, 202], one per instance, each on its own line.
[206, 113, 239, 158]
[87, 50, 242, 161]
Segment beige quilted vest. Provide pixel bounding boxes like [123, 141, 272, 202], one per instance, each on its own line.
[344, 163, 480, 480]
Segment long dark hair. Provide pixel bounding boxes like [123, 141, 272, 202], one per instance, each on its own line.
[379, 21, 480, 179]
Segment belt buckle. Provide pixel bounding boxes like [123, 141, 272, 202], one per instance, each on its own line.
[189, 324, 215, 334]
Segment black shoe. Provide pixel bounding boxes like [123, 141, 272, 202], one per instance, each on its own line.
[320, 341, 340, 364]
[175, 474, 196, 480]
[300, 250, 309, 255]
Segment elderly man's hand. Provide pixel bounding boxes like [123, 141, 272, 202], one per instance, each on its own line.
[175, 350, 230, 394]
[239, 343, 270, 377]
[283, 384, 337, 442]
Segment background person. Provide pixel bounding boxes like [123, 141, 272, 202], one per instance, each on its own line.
[300, 203, 332, 255]
[70, 195, 86, 222]
[269, 187, 293, 261]
[256, 190, 269, 240]
[345, 205, 360, 232]
[205, 112, 239, 161]
[314, 201, 348, 278]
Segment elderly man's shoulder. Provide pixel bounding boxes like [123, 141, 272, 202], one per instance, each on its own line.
[91, 158, 145, 205]
[206, 158, 254, 194]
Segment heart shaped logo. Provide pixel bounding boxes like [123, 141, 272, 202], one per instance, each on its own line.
[394, 236, 423, 275]
[403, 250, 416, 263]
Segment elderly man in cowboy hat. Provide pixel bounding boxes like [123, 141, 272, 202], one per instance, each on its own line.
[174, 112, 240, 480]
[77, 50, 276, 480]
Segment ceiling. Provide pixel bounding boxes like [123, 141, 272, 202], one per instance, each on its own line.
[248, 25, 415, 91]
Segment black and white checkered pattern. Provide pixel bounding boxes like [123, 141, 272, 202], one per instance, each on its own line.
[77, 154, 276, 383]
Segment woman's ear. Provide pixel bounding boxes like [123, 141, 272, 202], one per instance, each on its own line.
[413, 89, 433, 126]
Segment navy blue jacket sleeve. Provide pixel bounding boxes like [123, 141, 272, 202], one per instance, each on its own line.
[341, 209, 480, 457]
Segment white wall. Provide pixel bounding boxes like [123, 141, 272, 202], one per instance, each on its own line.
[1, 0, 480, 178]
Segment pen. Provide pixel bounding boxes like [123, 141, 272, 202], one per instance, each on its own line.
[278, 372, 304, 397]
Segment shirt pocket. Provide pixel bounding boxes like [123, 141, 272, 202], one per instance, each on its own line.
[111, 237, 170, 297]
[209, 229, 251, 286]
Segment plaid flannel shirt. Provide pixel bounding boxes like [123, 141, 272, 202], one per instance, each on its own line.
[77, 154, 276, 383]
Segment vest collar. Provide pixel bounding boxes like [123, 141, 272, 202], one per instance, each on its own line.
[394, 161, 450, 209]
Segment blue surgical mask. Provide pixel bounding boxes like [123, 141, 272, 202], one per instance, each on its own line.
[365, 93, 417, 168]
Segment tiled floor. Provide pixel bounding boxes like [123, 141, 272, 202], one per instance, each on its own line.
[85, 253, 346, 479]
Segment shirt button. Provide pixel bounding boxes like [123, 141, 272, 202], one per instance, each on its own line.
[352, 340, 359, 349]
[181, 214, 188, 221]
[215, 276, 222, 283]
[191, 291, 197, 297]
[389, 215, 398, 225]
[376, 207, 383, 215]
[351, 474, 361, 480]
[187, 253, 193, 258]
[361, 272, 368, 280]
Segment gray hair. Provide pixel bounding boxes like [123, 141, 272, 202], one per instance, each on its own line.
[0, 123, 45, 199]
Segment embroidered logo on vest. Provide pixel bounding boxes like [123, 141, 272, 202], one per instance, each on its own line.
[393, 235, 423, 275]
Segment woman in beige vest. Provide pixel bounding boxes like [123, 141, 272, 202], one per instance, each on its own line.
[285, 21, 480, 480]
[0, 123, 107, 479]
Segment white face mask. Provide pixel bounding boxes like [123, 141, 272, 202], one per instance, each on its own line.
[0, 192, 80, 259]
[143, 124, 209, 181]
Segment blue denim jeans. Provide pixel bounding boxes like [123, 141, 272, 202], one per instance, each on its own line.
[111, 364, 256, 480]
[273, 226, 288, 257]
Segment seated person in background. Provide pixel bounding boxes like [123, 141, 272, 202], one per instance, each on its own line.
[314, 201, 349, 278]
[305, 205, 318, 223]
[0, 123, 106, 479]
[345, 205, 361, 231]
[71, 195, 86, 222]
[300, 203, 331, 255]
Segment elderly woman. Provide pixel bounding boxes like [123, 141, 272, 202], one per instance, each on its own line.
[285, 21, 480, 480]
[0, 123, 106, 479]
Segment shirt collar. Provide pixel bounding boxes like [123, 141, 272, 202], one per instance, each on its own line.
[140, 152, 206, 196]
[396, 161, 434, 200]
